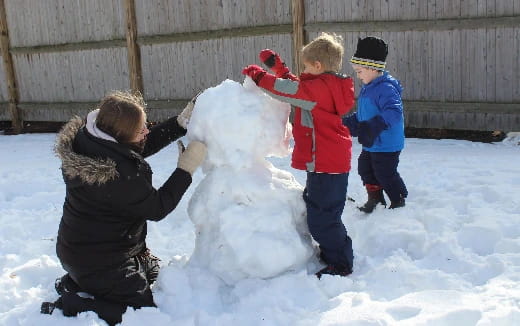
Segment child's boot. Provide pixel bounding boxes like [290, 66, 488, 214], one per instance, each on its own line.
[359, 184, 386, 213]
[389, 196, 405, 209]
[316, 264, 353, 279]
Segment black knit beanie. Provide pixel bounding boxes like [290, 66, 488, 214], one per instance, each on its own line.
[350, 36, 388, 71]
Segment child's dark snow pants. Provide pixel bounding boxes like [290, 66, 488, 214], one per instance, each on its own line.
[303, 172, 354, 270]
[358, 150, 408, 202]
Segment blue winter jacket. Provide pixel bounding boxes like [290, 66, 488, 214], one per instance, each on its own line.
[356, 71, 405, 152]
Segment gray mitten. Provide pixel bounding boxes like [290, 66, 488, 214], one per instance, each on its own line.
[177, 140, 207, 175]
[177, 92, 201, 129]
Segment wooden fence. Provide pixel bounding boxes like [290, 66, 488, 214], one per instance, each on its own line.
[0, 0, 519, 134]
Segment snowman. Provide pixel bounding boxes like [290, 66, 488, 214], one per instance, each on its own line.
[185, 78, 315, 285]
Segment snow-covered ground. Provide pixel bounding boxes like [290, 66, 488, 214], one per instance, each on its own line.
[0, 89, 519, 324]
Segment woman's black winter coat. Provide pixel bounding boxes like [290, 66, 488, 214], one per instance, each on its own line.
[54, 116, 192, 269]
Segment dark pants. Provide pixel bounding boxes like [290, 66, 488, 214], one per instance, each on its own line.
[358, 150, 408, 202]
[303, 172, 354, 270]
[60, 251, 160, 325]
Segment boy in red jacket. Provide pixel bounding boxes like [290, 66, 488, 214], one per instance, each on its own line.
[242, 33, 355, 278]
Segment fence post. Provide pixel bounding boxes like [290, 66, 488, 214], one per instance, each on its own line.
[291, 0, 305, 75]
[123, 0, 144, 95]
[0, 0, 22, 133]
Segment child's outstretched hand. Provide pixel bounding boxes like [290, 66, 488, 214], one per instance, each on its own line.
[259, 49, 279, 68]
[259, 49, 289, 77]
[242, 65, 266, 85]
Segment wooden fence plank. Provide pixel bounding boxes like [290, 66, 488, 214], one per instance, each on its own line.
[388, 0, 400, 20]
[0, 102, 7, 120]
[486, 28, 497, 101]
[443, 30, 454, 102]
[417, 0, 428, 19]
[443, 0, 458, 18]
[514, 28, 520, 101]
[451, 29, 460, 101]
[487, 0, 497, 16]
[425, 31, 435, 100]
[403, 30, 413, 100]
[436, 30, 446, 100]
[468, 0, 479, 16]
[292, 0, 305, 74]
[496, 0, 515, 15]
[123, 0, 144, 94]
[495, 27, 515, 102]
[394, 31, 406, 93]
[0, 0, 22, 132]
[460, 29, 471, 101]
[477, 0, 487, 15]
[304, 0, 316, 23]
[0, 55, 7, 101]
[427, 0, 436, 19]
[380, 0, 389, 20]
[476, 28, 487, 101]
[408, 32, 419, 100]
[363, 0, 374, 21]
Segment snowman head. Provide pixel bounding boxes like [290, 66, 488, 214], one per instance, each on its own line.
[187, 78, 292, 170]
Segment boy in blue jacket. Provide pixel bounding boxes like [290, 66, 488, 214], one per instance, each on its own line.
[343, 36, 408, 213]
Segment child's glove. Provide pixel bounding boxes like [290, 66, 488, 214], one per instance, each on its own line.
[259, 49, 290, 78]
[358, 115, 387, 148]
[242, 65, 266, 85]
[342, 112, 359, 137]
[177, 91, 201, 129]
[177, 140, 207, 175]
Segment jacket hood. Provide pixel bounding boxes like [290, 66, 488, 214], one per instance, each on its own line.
[54, 116, 119, 185]
[328, 72, 355, 116]
[300, 72, 355, 116]
[368, 71, 403, 94]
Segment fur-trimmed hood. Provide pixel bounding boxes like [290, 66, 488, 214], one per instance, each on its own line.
[55, 116, 119, 185]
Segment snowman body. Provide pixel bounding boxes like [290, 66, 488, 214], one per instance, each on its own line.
[186, 79, 315, 285]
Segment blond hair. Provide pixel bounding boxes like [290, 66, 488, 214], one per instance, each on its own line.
[96, 90, 147, 144]
[301, 33, 344, 72]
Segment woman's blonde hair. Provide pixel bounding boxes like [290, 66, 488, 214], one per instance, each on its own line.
[95, 90, 147, 144]
[301, 32, 344, 72]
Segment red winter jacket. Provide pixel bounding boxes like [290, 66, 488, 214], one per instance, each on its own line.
[258, 71, 355, 173]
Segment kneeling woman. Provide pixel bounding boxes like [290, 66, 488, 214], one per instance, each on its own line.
[42, 91, 206, 325]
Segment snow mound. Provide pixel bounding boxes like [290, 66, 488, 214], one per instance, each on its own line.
[502, 132, 520, 146]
